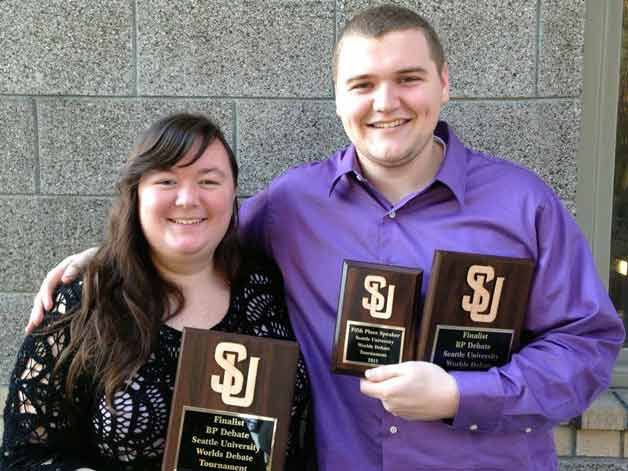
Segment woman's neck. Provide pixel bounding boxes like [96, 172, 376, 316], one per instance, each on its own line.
[153, 255, 232, 330]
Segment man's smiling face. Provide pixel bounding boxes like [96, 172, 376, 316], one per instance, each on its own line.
[334, 28, 449, 176]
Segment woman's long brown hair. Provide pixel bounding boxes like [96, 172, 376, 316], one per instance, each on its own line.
[54, 113, 241, 407]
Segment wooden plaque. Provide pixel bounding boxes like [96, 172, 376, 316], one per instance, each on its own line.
[417, 250, 534, 371]
[162, 329, 299, 471]
[332, 260, 423, 376]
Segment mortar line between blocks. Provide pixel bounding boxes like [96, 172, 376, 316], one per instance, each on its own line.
[535, 0, 542, 96]
[132, 0, 139, 96]
[33, 99, 41, 194]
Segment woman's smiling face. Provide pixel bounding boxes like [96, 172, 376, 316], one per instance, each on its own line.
[137, 139, 236, 266]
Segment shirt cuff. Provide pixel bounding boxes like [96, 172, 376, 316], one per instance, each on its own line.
[449, 369, 505, 433]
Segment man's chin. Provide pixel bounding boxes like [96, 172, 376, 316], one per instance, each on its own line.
[360, 149, 415, 168]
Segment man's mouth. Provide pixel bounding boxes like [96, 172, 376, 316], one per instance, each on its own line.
[368, 119, 408, 129]
[168, 218, 207, 225]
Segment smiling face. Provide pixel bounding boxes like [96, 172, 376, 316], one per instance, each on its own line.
[334, 29, 449, 179]
[137, 139, 236, 268]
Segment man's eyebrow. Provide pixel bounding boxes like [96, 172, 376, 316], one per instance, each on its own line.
[396, 67, 428, 75]
[345, 67, 428, 83]
[345, 73, 372, 84]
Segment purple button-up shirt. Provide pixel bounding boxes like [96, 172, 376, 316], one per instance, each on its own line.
[240, 122, 624, 471]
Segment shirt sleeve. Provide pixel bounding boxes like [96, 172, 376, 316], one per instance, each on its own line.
[1, 282, 91, 471]
[236, 256, 315, 467]
[239, 188, 274, 257]
[450, 192, 625, 433]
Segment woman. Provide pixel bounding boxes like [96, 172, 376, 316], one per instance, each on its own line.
[1, 113, 312, 470]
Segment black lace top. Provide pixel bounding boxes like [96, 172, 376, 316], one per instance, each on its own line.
[1, 260, 312, 471]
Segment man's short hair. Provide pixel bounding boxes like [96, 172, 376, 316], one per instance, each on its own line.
[332, 4, 446, 81]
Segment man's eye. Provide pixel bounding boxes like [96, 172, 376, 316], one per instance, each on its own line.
[400, 76, 421, 84]
[350, 82, 370, 91]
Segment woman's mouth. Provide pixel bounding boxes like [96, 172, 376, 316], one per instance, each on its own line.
[369, 119, 409, 129]
[168, 218, 207, 225]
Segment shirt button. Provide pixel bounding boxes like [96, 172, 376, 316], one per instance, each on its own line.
[469, 424, 478, 431]
[525, 427, 532, 433]
[356, 174, 364, 182]
[389, 211, 396, 219]
[389, 426, 398, 434]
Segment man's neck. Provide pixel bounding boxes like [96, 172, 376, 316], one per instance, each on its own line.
[360, 139, 445, 205]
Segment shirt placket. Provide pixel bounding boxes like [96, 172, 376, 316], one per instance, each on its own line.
[379, 202, 409, 471]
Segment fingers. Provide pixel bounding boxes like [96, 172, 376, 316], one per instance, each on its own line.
[26, 292, 45, 334]
[26, 270, 59, 334]
[60, 262, 80, 284]
[360, 377, 385, 399]
[26, 247, 97, 334]
[361, 362, 460, 421]
[360, 364, 405, 399]
[26, 254, 78, 334]
[43, 263, 67, 307]
[61, 247, 96, 283]
[364, 363, 403, 382]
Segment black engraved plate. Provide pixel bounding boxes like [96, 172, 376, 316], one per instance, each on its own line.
[430, 326, 514, 371]
[343, 320, 405, 366]
[175, 407, 276, 471]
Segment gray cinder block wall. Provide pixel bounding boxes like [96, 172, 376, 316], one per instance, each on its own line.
[4, 0, 622, 467]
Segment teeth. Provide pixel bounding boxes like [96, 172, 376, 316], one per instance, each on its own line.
[171, 219, 204, 225]
[372, 119, 405, 129]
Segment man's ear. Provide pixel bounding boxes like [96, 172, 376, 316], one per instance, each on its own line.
[440, 62, 450, 104]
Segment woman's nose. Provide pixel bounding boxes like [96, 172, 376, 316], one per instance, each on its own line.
[175, 184, 199, 207]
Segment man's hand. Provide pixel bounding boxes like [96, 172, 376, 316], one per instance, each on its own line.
[360, 361, 460, 421]
[27, 247, 98, 334]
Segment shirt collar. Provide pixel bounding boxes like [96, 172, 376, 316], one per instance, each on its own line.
[328, 121, 467, 206]
[432, 120, 467, 207]
[328, 145, 362, 195]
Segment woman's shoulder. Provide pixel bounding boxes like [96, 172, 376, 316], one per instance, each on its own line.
[42, 279, 84, 326]
[235, 248, 284, 293]
[229, 248, 293, 339]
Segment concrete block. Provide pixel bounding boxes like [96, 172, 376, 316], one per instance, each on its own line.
[237, 100, 348, 195]
[560, 458, 628, 470]
[0, 385, 8, 437]
[0, 1, 133, 95]
[555, 425, 575, 456]
[576, 430, 622, 458]
[337, 0, 537, 98]
[538, 0, 585, 97]
[38, 99, 234, 195]
[0, 197, 111, 292]
[0, 99, 37, 193]
[0, 294, 33, 384]
[137, 0, 335, 97]
[441, 99, 580, 206]
[580, 392, 627, 431]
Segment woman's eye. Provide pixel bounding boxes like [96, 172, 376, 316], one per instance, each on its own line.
[156, 179, 176, 186]
[200, 179, 219, 186]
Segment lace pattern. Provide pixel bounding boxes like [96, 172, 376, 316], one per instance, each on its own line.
[1, 258, 312, 471]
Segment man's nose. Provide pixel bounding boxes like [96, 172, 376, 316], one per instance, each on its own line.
[373, 83, 400, 112]
[175, 183, 199, 207]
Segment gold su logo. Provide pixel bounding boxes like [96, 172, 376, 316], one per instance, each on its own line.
[210, 342, 260, 407]
[362, 275, 396, 319]
[461, 265, 505, 323]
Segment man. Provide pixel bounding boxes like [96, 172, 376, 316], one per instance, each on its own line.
[29, 5, 624, 470]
